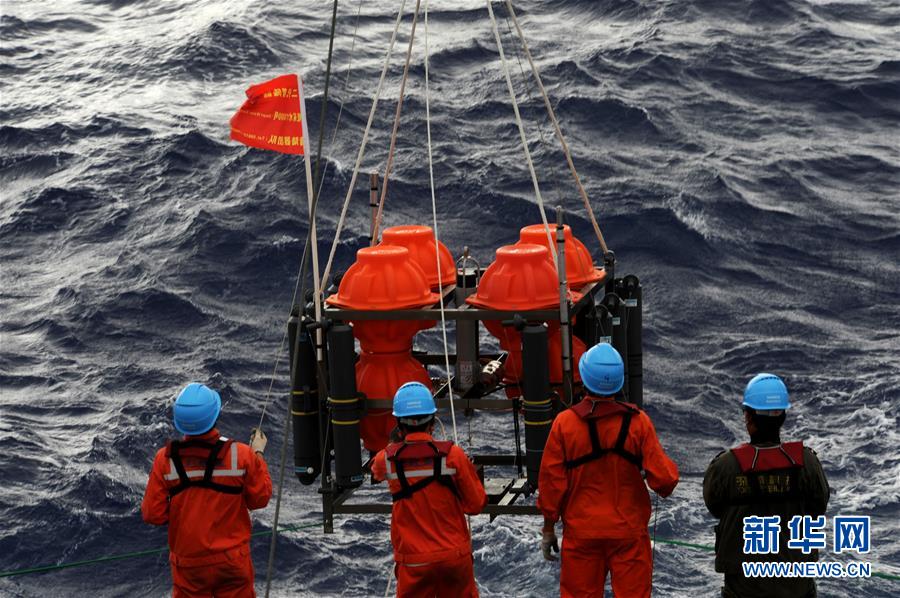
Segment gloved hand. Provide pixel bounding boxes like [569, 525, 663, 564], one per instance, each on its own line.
[541, 528, 559, 561]
[250, 428, 267, 454]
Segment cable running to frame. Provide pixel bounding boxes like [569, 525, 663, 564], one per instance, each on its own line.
[371, 0, 423, 246]
[424, 0, 459, 445]
[313, 0, 341, 195]
[314, 0, 366, 204]
[502, 11, 567, 216]
[503, 0, 609, 254]
[484, 0, 556, 264]
[320, 0, 411, 293]
[265, 1, 367, 591]
[256, 0, 365, 429]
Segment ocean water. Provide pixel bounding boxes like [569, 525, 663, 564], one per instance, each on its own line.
[1, 0, 898, 596]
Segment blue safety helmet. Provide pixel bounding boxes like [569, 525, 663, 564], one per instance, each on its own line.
[173, 383, 221, 435]
[392, 382, 437, 424]
[742, 373, 790, 413]
[579, 342, 625, 396]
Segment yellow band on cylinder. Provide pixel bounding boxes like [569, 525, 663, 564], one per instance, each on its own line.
[521, 399, 551, 407]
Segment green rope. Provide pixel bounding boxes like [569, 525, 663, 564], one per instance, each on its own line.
[2, 525, 897, 582]
[655, 537, 715, 552]
[0, 522, 320, 579]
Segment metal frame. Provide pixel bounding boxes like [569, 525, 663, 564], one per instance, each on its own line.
[311, 275, 611, 532]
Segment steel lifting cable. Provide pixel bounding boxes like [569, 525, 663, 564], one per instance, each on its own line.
[424, 0, 459, 445]
[313, 0, 341, 194]
[502, 11, 567, 216]
[484, 0, 556, 264]
[256, 0, 365, 431]
[262, 1, 364, 592]
[503, 0, 609, 254]
[371, 0, 423, 246]
[314, 0, 365, 204]
[320, 0, 411, 292]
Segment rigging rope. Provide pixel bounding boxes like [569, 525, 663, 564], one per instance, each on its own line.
[424, 0, 459, 445]
[262, 0, 364, 591]
[263, 404, 293, 598]
[502, 11, 567, 216]
[371, 0, 424, 245]
[483, 0, 556, 263]
[314, 0, 365, 205]
[256, 0, 365, 430]
[651, 492, 660, 593]
[320, 0, 411, 292]
[502, 0, 608, 254]
[383, 563, 395, 596]
[313, 0, 341, 195]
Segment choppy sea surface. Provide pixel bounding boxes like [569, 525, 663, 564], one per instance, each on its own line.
[1, 0, 898, 596]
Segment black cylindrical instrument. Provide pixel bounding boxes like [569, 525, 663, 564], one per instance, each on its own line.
[327, 324, 364, 488]
[521, 324, 554, 489]
[619, 275, 643, 408]
[288, 315, 321, 485]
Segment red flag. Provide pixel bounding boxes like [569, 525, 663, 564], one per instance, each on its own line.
[229, 74, 305, 155]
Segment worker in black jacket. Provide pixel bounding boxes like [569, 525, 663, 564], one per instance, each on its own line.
[704, 373, 829, 598]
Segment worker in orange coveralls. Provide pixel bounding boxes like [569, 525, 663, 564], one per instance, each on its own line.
[538, 343, 679, 598]
[371, 382, 488, 597]
[142, 383, 272, 597]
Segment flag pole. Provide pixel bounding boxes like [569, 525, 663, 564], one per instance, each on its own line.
[298, 77, 323, 360]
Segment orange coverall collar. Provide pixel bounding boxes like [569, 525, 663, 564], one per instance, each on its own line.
[403, 432, 435, 442]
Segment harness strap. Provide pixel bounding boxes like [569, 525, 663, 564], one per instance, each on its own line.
[168, 439, 244, 498]
[564, 412, 642, 470]
[390, 443, 460, 502]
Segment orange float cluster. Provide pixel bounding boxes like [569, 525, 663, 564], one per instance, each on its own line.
[326, 226, 453, 452]
[326, 223, 603, 450]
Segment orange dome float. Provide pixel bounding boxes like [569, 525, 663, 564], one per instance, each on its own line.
[326, 245, 440, 310]
[326, 244, 438, 452]
[467, 244, 560, 310]
[467, 243, 583, 395]
[517, 224, 604, 289]
[380, 225, 456, 290]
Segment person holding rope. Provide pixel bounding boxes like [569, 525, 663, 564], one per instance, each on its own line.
[703, 373, 829, 598]
[142, 383, 272, 597]
[371, 382, 487, 597]
[538, 343, 679, 598]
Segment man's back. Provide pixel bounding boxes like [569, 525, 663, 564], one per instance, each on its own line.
[538, 401, 679, 540]
[703, 443, 829, 574]
[142, 428, 272, 563]
[371, 432, 487, 564]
